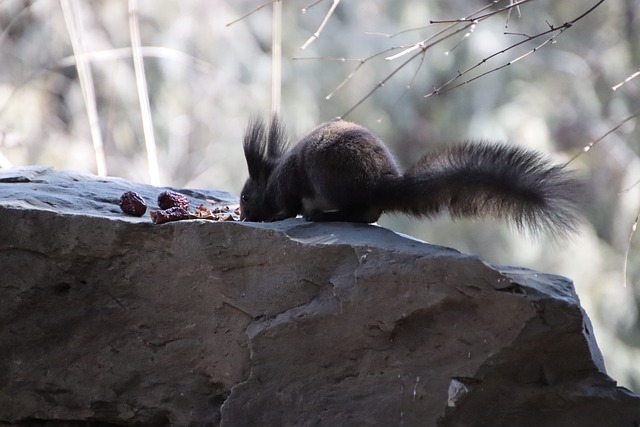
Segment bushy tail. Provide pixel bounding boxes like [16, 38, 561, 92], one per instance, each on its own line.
[377, 142, 584, 238]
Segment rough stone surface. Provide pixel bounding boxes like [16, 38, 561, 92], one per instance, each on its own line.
[1, 166, 639, 427]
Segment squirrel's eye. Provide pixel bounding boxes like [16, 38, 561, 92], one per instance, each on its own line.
[241, 194, 248, 202]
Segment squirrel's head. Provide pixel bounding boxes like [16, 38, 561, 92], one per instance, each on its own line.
[240, 177, 271, 221]
[240, 116, 288, 221]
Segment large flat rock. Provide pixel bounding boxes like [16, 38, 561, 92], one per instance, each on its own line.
[1, 166, 639, 426]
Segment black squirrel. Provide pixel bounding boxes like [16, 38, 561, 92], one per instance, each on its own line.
[240, 116, 583, 238]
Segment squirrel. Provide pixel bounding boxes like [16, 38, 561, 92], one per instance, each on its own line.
[239, 116, 583, 238]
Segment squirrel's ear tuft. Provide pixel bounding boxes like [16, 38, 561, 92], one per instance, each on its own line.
[243, 117, 268, 180]
[267, 115, 289, 159]
[243, 115, 289, 181]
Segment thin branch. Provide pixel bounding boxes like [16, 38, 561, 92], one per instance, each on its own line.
[339, 22, 474, 117]
[367, 0, 498, 39]
[334, 1, 527, 116]
[129, 0, 160, 185]
[375, 50, 429, 124]
[60, 0, 107, 176]
[226, 0, 277, 27]
[623, 208, 640, 288]
[293, 48, 398, 100]
[426, 27, 564, 97]
[341, 48, 425, 119]
[386, 41, 427, 62]
[365, 26, 431, 39]
[504, 0, 523, 29]
[620, 176, 640, 194]
[383, 1, 498, 59]
[612, 68, 640, 91]
[302, 0, 325, 13]
[568, 110, 640, 163]
[0, 1, 37, 47]
[443, 22, 477, 56]
[292, 56, 368, 62]
[430, 0, 533, 24]
[426, 0, 606, 98]
[301, 0, 340, 50]
[57, 46, 217, 75]
[325, 59, 365, 100]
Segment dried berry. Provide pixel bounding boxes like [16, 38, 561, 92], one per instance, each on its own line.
[157, 190, 189, 210]
[150, 206, 190, 224]
[119, 191, 147, 216]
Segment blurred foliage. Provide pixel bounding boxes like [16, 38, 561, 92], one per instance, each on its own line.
[1, 0, 639, 393]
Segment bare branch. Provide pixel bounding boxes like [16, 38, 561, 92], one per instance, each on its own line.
[57, 46, 217, 75]
[335, 0, 536, 116]
[426, 0, 606, 98]
[386, 42, 426, 61]
[301, 0, 325, 14]
[612, 68, 640, 91]
[226, 0, 277, 27]
[504, 0, 523, 29]
[623, 208, 640, 288]
[426, 27, 564, 97]
[301, 0, 341, 50]
[375, 50, 429, 124]
[325, 59, 366, 100]
[568, 110, 640, 163]
[293, 48, 398, 100]
[429, 0, 533, 24]
[341, 49, 425, 119]
[363, 0, 498, 40]
[620, 176, 640, 194]
[339, 22, 474, 117]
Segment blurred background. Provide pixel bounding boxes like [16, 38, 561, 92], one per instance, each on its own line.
[1, 0, 638, 393]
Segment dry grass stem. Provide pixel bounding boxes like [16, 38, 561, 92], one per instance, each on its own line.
[129, 0, 160, 185]
[271, 0, 282, 115]
[60, 0, 107, 176]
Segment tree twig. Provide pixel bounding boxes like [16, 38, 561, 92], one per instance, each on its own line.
[226, 0, 277, 27]
[425, 0, 605, 97]
[568, 110, 640, 163]
[339, 22, 474, 118]
[336, 1, 529, 116]
[429, 0, 533, 25]
[612, 68, 640, 91]
[301, 0, 340, 50]
[302, 0, 325, 13]
[623, 208, 639, 288]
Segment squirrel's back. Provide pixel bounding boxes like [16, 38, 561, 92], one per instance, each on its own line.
[284, 120, 401, 222]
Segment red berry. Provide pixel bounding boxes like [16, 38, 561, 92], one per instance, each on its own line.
[119, 191, 147, 216]
[157, 191, 189, 210]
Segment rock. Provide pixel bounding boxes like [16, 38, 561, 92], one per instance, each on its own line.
[0, 166, 639, 427]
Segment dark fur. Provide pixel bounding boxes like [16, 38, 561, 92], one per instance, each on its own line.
[240, 117, 583, 238]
